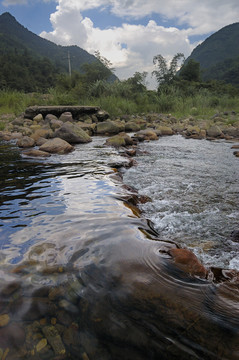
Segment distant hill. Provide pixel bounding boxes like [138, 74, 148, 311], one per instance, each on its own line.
[0, 12, 117, 91]
[185, 22, 239, 85]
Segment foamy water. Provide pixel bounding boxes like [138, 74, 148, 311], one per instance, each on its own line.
[123, 135, 239, 270]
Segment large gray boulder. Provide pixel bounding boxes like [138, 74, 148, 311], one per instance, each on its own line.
[96, 120, 123, 135]
[207, 125, 223, 138]
[39, 138, 74, 154]
[125, 122, 141, 132]
[53, 122, 92, 144]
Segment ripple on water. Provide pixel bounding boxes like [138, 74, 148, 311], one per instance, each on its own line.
[0, 137, 239, 359]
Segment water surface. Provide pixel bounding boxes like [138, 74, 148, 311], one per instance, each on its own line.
[0, 137, 238, 360]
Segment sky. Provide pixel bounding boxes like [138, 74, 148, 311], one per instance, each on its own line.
[0, 0, 239, 88]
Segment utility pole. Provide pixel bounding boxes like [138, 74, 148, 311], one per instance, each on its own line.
[68, 51, 72, 77]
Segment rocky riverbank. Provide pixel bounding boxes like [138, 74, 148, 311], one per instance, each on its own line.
[0, 106, 239, 158]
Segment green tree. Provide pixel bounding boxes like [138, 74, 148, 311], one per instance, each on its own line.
[126, 71, 148, 92]
[81, 51, 114, 85]
[179, 59, 201, 82]
[152, 53, 185, 85]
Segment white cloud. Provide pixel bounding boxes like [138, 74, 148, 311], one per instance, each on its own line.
[40, 0, 239, 88]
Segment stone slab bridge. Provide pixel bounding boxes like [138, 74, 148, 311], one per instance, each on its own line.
[24, 106, 109, 121]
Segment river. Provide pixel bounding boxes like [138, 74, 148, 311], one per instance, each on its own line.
[0, 135, 238, 359]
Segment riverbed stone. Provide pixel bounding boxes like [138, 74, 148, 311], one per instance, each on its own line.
[36, 137, 48, 146]
[96, 120, 122, 135]
[168, 248, 208, 278]
[39, 138, 74, 154]
[134, 129, 158, 141]
[53, 122, 92, 144]
[36, 338, 47, 352]
[222, 126, 239, 138]
[23, 149, 51, 158]
[33, 114, 43, 123]
[42, 325, 66, 355]
[30, 127, 53, 142]
[156, 125, 174, 136]
[104, 133, 133, 148]
[59, 112, 73, 122]
[207, 125, 223, 138]
[0, 314, 10, 327]
[125, 122, 141, 132]
[50, 118, 63, 131]
[233, 151, 239, 157]
[17, 136, 35, 148]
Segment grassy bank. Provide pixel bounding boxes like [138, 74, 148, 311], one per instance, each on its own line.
[0, 87, 239, 129]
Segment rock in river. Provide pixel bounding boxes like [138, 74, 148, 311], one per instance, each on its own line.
[53, 122, 92, 144]
[39, 138, 74, 154]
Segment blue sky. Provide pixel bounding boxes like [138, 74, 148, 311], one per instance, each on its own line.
[0, 0, 238, 87]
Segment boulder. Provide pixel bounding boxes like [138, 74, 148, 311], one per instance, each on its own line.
[45, 114, 59, 124]
[222, 126, 239, 138]
[168, 248, 208, 278]
[96, 120, 122, 135]
[53, 122, 92, 144]
[59, 112, 73, 122]
[125, 122, 141, 132]
[22, 149, 51, 158]
[104, 133, 133, 148]
[36, 137, 48, 146]
[18, 126, 33, 136]
[207, 125, 223, 138]
[33, 114, 43, 123]
[77, 122, 96, 136]
[17, 136, 35, 148]
[31, 128, 53, 141]
[12, 117, 25, 126]
[114, 120, 126, 133]
[156, 125, 174, 136]
[50, 119, 63, 131]
[0, 131, 12, 141]
[39, 138, 74, 154]
[95, 110, 110, 121]
[10, 132, 23, 140]
[134, 129, 158, 141]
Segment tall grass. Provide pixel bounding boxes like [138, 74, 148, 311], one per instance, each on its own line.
[0, 88, 238, 121]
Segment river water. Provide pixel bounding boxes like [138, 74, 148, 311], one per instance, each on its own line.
[0, 136, 238, 360]
[123, 135, 239, 270]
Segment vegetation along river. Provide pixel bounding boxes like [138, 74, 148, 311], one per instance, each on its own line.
[0, 135, 238, 359]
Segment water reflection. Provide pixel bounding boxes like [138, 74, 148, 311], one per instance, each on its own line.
[0, 138, 238, 359]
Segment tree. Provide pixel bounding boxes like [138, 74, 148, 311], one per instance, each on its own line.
[81, 52, 114, 85]
[179, 59, 201, 82]
[126, 71, 148, 92]
[152, 53, 185, 85]
[94, 50, 115, 72]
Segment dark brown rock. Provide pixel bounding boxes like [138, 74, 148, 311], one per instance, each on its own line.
[168, 248, 208, 278]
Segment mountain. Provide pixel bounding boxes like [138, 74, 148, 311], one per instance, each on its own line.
[0, 12, 117, 91]
[185, 22, 239, 85]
